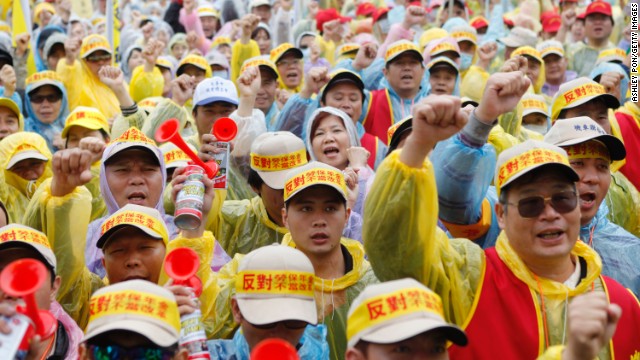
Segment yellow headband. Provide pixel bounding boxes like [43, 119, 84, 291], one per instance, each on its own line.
[26, 71, 60, 86]
[284, 167, 347, 201]
[522, 99, 548, 112]
[451, 31, 477, 44]
[100, 211, 168, 241]
[347, 287, 444, 341]
[564, 141, 610, 162]
[112, 127, 156, 146]
[551, 83, 607, 120]
[236, 270, 315, 298]
[496, 148, 569, 194]
[0, 227, 51, 250]
[164, 149, 191, 165]
[89, 290, 180, 333]
[251, 149, 307, 172]
[386, 42, 421, 61]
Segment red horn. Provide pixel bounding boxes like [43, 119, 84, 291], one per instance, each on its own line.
[250, 339, 300, 360]
[0, 259, 57, 339]
[165, 247, 202, 296]
[212, 117, 238, 142]
[155, 118, 219, 179]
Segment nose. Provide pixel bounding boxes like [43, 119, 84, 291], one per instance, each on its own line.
[538, 199, 562, 221]
[124, 253, 142, 269]
[311, 214, 327, 228]
[580, 166, 600, 185]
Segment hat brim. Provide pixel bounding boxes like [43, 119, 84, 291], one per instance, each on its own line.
[500, 163, 579, 191]
[97, 223, 164, 249]
[356, 317, 468, 348]
[388, 122, 413, 152]
[285, 182, 347, 203]
[522, 108, 548, 117]
[82, 47, 113, 58]
[0, 97, 21, 118]
[555, 135, 626, 161]
[61, 120, 108, 139]
[176, 63, 208, 76]
[256, 170, 289, 190]
[237, 296, 317, 325]
[497, 36, 519, 48]
[27, 79, 61, 94]
[541, 50, 564, 59]
[429, 62, 459, 74]
[195, 96, 239, 107]
[0, 241, 56, 271]
[104, 144, 161, 166]
[83, 319, 179, 347]
[257, 64, 279, 79]
[7, 151, 49, 169]
[275, 48, 304, 63]
[559, 93, 620, 117]
[386, 49, 424, 64]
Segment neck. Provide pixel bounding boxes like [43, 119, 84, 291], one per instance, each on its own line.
[525, 255, 576, 283]
[307, 245, 345, 280]
[394, 87, 419, 100]
[546, 75, 565, 86]
[587, 37, 608, 49]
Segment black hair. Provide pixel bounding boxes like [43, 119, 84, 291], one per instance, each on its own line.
[86, 330, 179, 354]
[247, 168, 264, 190]
[354, 340, 370, 356]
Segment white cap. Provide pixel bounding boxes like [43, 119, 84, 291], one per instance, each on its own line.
[498, 27, 538, 48]
[0, 224, 57, 271]
[193, 77, 239, 107]
[544, 116, 626, 161]
[235, 244, 317, 325]
[347, 278, 468, 348]
[521, 93, 549, 117]
[84, 280, 181, 347]
[250, 132, 308, 189]
[97, 204, 169, 249]
[284, 161, 347, 202]
[537, 40, 564, 58]
[6, 146, 48, 169]
[250, 0, 271, 8]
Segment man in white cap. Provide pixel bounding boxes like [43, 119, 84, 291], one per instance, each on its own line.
[205, 131, 309, 257]
[497, 26, 538, 60]
[208, 245, 328, 359]
[345, 278, 468, 360]
[281, 161, 377, 360]
[544, 117, 640, 296]
[537, 40, 577, 97]
[0, 225, 84, 360]
[364, 95, 640, 358]
[78, 280, 187, 360]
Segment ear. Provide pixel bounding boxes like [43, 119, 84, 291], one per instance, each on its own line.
[495, 201, 506, 230]
[345, 347, 367, 360]
[50, 275, 62, 301]
[78, 343, 89, 360]
[231, 298, 244, 323]
[282, 206, 289, 230]
[345, 206, 351, 224]
[382, 67, 388, 77]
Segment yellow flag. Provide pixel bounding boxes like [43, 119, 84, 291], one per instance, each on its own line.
[12, 0, 37, 75]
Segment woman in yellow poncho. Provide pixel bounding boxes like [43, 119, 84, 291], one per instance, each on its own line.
[56, 34, 120, 120]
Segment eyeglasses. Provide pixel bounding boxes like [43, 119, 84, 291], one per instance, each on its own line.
[276, 58, 301, 67]
[250, 320, 308, 330]
[30, 93, 62, 104]
[88, 344, 176, 360]
[506, 191, 578, 218]
[86, 54, 112, 63]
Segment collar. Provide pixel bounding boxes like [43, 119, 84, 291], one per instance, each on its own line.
[495, 231, 602, 297]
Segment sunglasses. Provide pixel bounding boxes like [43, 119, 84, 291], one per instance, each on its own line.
[30, 93, 62, 104]
[507, 191, 578, 218]
[250, 320, 308, 330]
[86, 54, 112, 63]
[88, 344, 176, 360]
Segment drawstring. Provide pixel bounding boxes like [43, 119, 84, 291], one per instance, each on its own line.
[330, 279, 336, 321]
[399, 97, 415, 120]
[562, 289, 569, 345]
[588, 223, 597, 247]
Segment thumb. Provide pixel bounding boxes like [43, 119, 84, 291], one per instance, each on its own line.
[604, 304, 622, 341]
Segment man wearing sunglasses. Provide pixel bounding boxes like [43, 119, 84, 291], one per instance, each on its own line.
[544, 117, 640, 296]
[208, 245, 329, 359]
[78, 279, 188, 360]
[364, 95, 640, 359]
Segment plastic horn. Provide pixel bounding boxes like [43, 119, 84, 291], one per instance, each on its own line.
[155, 118, 219, 178]
[0, 259, 57, 339]
[250, 338, 300, 360]
[164, 247, 203, 297]
[212, 117, 238, 142]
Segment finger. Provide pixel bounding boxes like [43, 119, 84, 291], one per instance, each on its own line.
[178, 304, 196, 315]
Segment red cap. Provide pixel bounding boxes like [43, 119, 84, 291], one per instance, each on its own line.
[317, 9, 351, 32]
[585, 1, 612, 17]
[356, 2, 376, 16]
[470, 16, 489, 30]
[559, 0, 579, 3]
[503, 16, 514, 27]
[542, 13, 562, 33]
[372, 6, 390, 23]
[577, 11, 586, 20]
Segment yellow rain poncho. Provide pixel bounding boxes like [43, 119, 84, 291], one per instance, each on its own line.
[210, 234, 377, 360]
[86, 162, 108, 221]
[605, 171, 640, 238]
[0, 132, 52, 223]
[230, 40, 260, 83]
[56, 59, 121, 120]
[23, 179, 221, 334]
[206, 196, 289, 257]
[129, 65, 165, 103]
[363, 152, 625, 358]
